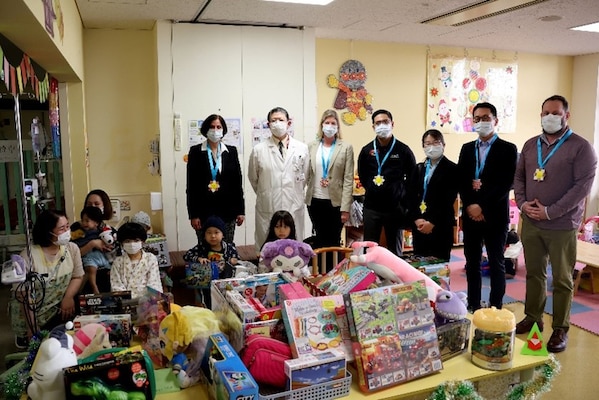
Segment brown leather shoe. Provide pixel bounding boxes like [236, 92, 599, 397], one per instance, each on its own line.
[515, 318, 544, 334]
[547, 328, 568, 353]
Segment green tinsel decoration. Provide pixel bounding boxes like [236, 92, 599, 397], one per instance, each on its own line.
[3, 330, 49, 400]
[427, 355, 560, 400]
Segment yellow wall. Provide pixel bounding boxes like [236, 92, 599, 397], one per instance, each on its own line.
[316, 39, 573, 164]
[83, 29, 163, 231]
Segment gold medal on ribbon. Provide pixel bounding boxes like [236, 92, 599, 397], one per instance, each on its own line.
[373, 175, 385, 186]
[472, 179, 482, 191]
[208, 180, 220, 192]
[320, 178, 329, 188]
[419, 201, 427, 214]
[533, 168, 546, 181]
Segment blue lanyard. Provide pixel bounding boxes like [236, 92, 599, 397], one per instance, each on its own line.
[474, 134, 497, 179]
[207, 143, 222, 181]
[422, 159, 432, 201]
[537, 129, 572, 169]
[373, 137, 396, 176]
[320, 140, 336, 179]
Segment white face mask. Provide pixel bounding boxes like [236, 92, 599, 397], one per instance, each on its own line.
[207, 129, 223, 143]
[541, 114, 563, 134]
[269, 121, 288, 138]
[123, 241, 143, 255]
[322, 124, 338, 138]
[53, 230, 71, 246]
[473, 121, 495, 137]
[424, 144, 444, 160]
[374, 123, 392, 138]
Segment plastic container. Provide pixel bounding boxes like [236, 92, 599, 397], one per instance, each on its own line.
[470, 307, 516, 370]
[259, 371, 352, 400]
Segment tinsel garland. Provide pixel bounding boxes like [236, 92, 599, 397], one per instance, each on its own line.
[427, 355, 560, 400]
[4, 331, 48, 400]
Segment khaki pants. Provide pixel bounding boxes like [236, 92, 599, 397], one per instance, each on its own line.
[521, 217, 577, 329]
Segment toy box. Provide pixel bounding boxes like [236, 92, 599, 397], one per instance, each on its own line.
[64, 349, 154, 400]
[73, 314, 132, 347]
[284, 348, 346, 390]
[345, 282, 443, 392]
[314, 262, 377, 295]
[282, 295, 354, 361]
[436, 319, 471, 361]
[201, 333, 259, 400]
[403, 255, 450, 289]
[78, 290, 134, 315]
[144, 233, 171, 268]
[279, 281, 312, 301]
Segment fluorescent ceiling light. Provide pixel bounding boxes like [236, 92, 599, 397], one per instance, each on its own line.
[571, 21, 599, 33]
[262, 0, 334, 5]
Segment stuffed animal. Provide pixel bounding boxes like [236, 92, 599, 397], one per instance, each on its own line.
[159, 306, 221, 388]
[260, 239, 315, 279]
[28, 322, 78, 400]
[434, 290, 468, 325]
[99, 226, 116, 245]
[72, 323, 112, 359]
[351, 241, 442, 302]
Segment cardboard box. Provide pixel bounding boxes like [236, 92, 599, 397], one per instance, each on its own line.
[144, 233, 171, 268]
[201, 333, 259, 400]
[284, 348, 346, 390]
[64, 349, 154, 400]
[78, 291, 134, 315]
[279, 282, 312, 301]
[73, 314, 132, 347]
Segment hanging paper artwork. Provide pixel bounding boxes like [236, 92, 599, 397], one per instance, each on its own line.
[327, 59, 373, 125]
[426, 56, 518, 133]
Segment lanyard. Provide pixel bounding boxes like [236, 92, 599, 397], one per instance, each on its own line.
[207, 143, 222, 181]
[320, 140, 336, 179]
[537, 129, 572, 169]
[373, 136, 396, 176]
[422, 159, 432, 201]
[474, 134, 497, 179]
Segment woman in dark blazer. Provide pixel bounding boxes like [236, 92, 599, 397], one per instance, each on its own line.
[186, 114, 245, 243]
[407, 129, 458, 261]
[306, 109, 354, 252]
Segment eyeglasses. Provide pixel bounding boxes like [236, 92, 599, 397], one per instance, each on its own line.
[472, 115, 494, 123]
[423, 140, 442, 147]
[374, 119, 391, 126]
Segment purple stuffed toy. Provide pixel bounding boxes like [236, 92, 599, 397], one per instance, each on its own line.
[260, 239, 315, 279]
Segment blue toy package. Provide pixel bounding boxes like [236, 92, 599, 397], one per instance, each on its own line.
[184, 262, 221, 288]
[201, 333, 259, 400]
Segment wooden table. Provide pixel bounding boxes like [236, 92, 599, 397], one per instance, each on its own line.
[156, 336, 550, 400]
[574, 239, 599, 294]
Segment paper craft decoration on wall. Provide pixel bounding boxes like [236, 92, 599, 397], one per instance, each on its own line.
[327, 60, 373, 125]
[427, 56, 518, 134]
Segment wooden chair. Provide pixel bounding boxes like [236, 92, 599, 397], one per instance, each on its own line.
[311, 246, 353, 276]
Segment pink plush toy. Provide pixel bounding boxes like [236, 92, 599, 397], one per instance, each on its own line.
[72, 322, 112, 359]
[350, 241, 442, 302]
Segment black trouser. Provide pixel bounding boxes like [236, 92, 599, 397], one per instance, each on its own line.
[463, 219, 508, 310]
[307, 198, 343, 249]
[363, 207, 403, 256]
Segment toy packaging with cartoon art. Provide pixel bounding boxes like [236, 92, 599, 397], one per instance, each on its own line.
[63, 348, 155, 400]
[281, 294, 354, 361]
[344, 281, 443, 392]
[200, 333, 259, 400]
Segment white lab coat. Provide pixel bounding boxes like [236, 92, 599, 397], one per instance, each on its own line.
[248, 136, 310, 252]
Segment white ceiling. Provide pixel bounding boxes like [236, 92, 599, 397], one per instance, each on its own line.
[75, 0, 599, 56]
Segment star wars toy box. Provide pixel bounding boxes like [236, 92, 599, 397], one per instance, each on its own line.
[63, 348, 155, 400]
[78, 290, 137, 318]
[73, 314, 132, 347]
[284, 348, 346, 390]
[200, 333, 259, 400]
[144, 233, 171, 268]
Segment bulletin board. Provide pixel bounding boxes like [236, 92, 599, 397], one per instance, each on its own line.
[426, 56, 518, 134]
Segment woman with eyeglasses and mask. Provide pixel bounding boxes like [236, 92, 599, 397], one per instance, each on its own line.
[407, 129, 458, 261]
[11, 209, 84, 348]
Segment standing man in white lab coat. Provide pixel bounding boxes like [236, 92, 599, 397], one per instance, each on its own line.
[249, 107, 310, 253]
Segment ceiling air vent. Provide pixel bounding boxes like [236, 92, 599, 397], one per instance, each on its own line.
[421, 0, 549, 27]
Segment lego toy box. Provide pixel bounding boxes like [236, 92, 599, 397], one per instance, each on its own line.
[284, 348, 346, 390]
[144, 233, 171, 268]
[403, 255, 451, 289]
[201, 333, 259, 400]
[73, 314, 132, 347]
[436, 319, 471, 361]
[64, 349, 155, 400]
[78, 290, 134, 315]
